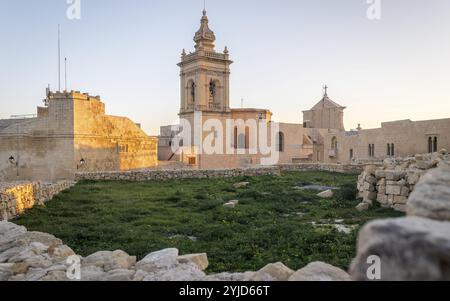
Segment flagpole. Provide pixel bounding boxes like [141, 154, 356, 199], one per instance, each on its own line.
[58, 24, 61, 91]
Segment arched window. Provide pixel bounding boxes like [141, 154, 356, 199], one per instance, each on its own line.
[208, 79, 220, 105]
[387, 144, 391, 156]
[234, 127, 238, 149]
[238, 133, 246, 149]
[349, 149, 354, 159]
[391, 144, 395, 156]
[369, 144, 375, 157]
[433, 137, 438, 153]
[187, 80, 196, 104]
[276, 132, 285, 152]
[331, 137, 338, 150]
[428, 137, 433, 153]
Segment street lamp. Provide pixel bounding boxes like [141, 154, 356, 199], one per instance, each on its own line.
[8, 155, 17, 166]
[77, 158, 86, 170]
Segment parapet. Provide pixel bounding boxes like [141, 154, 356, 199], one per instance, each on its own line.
[47, 90, 102, 102]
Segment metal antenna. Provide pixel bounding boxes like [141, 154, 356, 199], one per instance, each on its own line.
[58, 24, 61, 91]
[65, 57, 67, 91]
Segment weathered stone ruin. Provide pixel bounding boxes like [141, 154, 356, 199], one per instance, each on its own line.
[351, 165, 450, 281]
[357, 150, 449, 212]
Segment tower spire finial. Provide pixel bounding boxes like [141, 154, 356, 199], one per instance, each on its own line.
[203, 0, 206, 14]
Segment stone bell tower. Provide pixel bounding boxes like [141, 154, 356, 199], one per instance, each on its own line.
[178, 10, 233, 117]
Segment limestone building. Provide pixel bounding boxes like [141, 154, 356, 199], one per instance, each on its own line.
[158, 10, 450, 169]
[159, 10, 313, 169]
[0, 90, 158, 181]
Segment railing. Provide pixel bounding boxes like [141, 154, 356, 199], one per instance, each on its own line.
[204, 51, 226, 59]
[182, 51, 226, 62]
[181, 104, 223, 113]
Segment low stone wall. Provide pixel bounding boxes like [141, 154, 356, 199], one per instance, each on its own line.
[1, 165, 449, 281]
[75, 163, 363, 182]
[0, 181, 75, 221]
[278, 163, 362, 174]
[357, 150, 449, 212]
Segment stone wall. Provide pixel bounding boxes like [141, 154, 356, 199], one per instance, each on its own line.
[0, 181, 75, 221]
[1, 165, 449, 281]
[350, 165, 450, 280]
[75, 163, 363, 181]
[357, 150, 449, 212]
[0, 91, 158, 182]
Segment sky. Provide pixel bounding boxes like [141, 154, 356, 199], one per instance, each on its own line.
[0, 0, 449, 135]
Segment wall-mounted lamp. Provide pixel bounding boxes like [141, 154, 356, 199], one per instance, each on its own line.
[77, 158, 86, 170]
[8, 155, 18, 166]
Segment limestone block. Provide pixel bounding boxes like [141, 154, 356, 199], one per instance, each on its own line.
[289, 262, 351, 281]
[407, 166, 450, 221]
[376, 178, 386, 187]
[103, 269, 136, 281]
[374, 170, 387, 179]
[365, 175, 377, 185]
[356, 202, 369, 212]
[377, 194, 388, 204]
[317, 190, 334, 198]
[82, 250, 136, 272]
[233, 182, 249, 189]
[202, 271, 256, 282]
[377, 185, 386, 195]
[362, 191, 377, 201]
[142, 263, 205, 281]
[363, 182, 375, 192]
[177, 253, 209, 271]
[135, 248, 179, 272]
[248, 262, 294, 281]
[387, 195, 394, 206]
[386, 185, 401, 196]
[80, 266, 106, 281]
[394, 196, 408, 205]
[401, 186, 410, 197]
[384, 170, 406, 181]
[364, 165, 378, 176]
[350, 217, 450, 281]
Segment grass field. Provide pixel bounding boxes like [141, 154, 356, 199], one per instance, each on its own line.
[13, 171, 403, 273]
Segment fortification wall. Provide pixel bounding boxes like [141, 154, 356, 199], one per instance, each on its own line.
[0, 181, 75, 221]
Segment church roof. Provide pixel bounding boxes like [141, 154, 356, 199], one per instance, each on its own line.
[311, 95, 345, 110]
[308, 86, 346, 111]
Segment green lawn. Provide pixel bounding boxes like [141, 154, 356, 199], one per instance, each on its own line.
[13, 171, 403, 273]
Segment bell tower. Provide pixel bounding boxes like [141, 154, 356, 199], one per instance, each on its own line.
[178, 10, 233, 117]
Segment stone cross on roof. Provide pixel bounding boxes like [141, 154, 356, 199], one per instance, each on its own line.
[323, 85, 328, 97]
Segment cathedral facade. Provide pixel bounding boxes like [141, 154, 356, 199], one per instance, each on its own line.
[159, 10, 450, 169]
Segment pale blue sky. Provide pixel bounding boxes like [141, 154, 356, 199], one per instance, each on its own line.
[1, 0, 449, 135]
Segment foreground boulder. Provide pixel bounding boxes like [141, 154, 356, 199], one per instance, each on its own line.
[248, 262, 294, 281]
[135, 248, 179, 272]
[82, 250, 136, 272]
[350, 217, 450, 281]
[407, 166, 450, 221]
[177, 253, 209, 271]
[289, 262, 351, 281]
